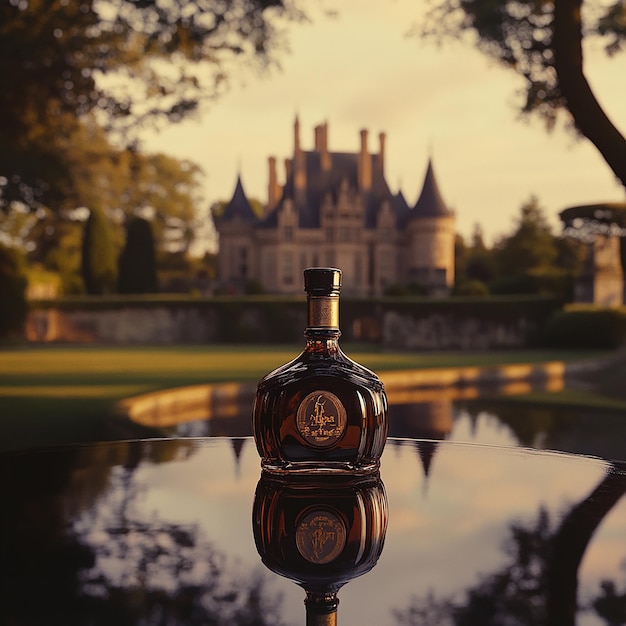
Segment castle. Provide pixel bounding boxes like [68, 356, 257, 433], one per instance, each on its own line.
[215, 118, 456, 296]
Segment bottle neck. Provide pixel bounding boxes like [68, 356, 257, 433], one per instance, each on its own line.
[307, 294, 339, 330]
[305, 590, 339, 626]
[304, 294, 341, 354]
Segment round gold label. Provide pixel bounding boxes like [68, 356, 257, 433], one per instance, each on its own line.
[295, 509, 347, 564]
[296, 391, 347, 448]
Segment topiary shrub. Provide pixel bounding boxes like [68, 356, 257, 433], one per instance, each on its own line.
[0, 243, 28, 337]
[81, 207, 118, 295]
[118, 217, 158, 294]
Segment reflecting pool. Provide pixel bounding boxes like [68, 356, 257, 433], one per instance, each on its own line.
[2, 437, 625, 625]
[155, 387, 626, 463]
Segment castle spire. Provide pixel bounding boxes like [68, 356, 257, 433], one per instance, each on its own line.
[412, 159, 451, 217]
[294, 114, 301, 154]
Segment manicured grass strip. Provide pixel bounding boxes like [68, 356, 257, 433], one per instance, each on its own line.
[0, 345, 608, 380]
[0, 344, 615, 452]
[0, 385, 145, 398]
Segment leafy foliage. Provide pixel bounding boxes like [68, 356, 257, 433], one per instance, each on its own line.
[494, 197, 558, 276]
[0, 243, 27, 337]
[0, 0, 305, 212]
[420, 0, 625, 127]
[418, 0, 626, 189]
[455, 198, 585, 299]
[540, 306, 626, 349]
[81, 207, 118, 295]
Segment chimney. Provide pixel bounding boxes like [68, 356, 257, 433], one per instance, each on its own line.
[294, 118, 306, 197]
[294, 115, 301, 154]
[378, 132, 386, 173]
[268, 156, 279, 208]
[358, 129, 372, 191]
[320, 121, 331, 171]
[284, 157, 292, 181]
[314, 124, 323, 150]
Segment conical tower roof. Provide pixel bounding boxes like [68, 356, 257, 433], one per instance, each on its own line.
[220, 175, 258, 223]
[411, 159, 451, 218]
[392, 189, 412, 227]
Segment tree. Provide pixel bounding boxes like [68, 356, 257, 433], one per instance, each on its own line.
[494, 197, 558, 277]
[81, 207, 118, 295]
[5, 120, 207, 292]
[118, 217, 158, 294]
[0, 0, 306, 213]
[0, 243, 27, 337]
[453, 227, 494, 295]
[420, 0, 626, 190]
[465, 223, 496, 284]
[128, 152, 204, 255]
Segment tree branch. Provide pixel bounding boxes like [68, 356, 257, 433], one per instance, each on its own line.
[553, 0, 626, 190]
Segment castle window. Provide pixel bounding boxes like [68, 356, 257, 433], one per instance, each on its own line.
[326, 227, 335, 242]
[284, 226, 294, 242]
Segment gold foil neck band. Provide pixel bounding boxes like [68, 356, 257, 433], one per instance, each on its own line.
[308, 295, 339, 328]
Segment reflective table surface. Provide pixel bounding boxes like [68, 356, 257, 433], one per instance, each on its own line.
[2, 436, 626, 625]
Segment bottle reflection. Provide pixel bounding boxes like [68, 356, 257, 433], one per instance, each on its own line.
[252, 472, 388, 624]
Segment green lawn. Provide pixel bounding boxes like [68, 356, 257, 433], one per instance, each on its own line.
[0, 343, 615, 452]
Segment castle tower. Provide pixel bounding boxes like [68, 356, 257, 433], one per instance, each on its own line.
[215, 175, 259, 290]
[405, 159, 456, 294]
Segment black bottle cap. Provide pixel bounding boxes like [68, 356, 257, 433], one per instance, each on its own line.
[304, 267, 342, 296]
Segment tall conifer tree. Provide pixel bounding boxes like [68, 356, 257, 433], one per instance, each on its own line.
[118, 217, 158, 294]
[81, 207, 117, 295]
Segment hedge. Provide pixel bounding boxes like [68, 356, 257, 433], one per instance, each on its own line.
[540, 306, 626, 349]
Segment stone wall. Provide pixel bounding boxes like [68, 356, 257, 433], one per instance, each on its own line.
[26, 296, 560, 349]
[27, 306, 221, 344]
[382, 310, 532, 350]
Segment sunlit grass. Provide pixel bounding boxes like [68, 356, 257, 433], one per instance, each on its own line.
[0, 385, 145, 398]
[0, 343, 615, 452]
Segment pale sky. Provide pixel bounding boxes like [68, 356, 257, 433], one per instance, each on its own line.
[145, 0, 626, 252]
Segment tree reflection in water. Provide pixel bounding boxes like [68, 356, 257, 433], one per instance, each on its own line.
[394, 459, 626, 626]
[1, 440, 286, 626]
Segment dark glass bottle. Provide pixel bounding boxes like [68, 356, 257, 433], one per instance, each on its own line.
[253, 267, 388, 475]
[252, 472, 388, 625]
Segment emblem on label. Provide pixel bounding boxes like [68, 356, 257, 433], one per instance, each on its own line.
[295, 509, 347, 564]
[296, 391, 347, 448]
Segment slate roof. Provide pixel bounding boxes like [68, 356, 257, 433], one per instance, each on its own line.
[392, 189, 412, 228]
[219, 175, 258, 223]
[411, 159, 451, 218]
[260, 149, 394, 230]
[221, 146, 451, 231]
